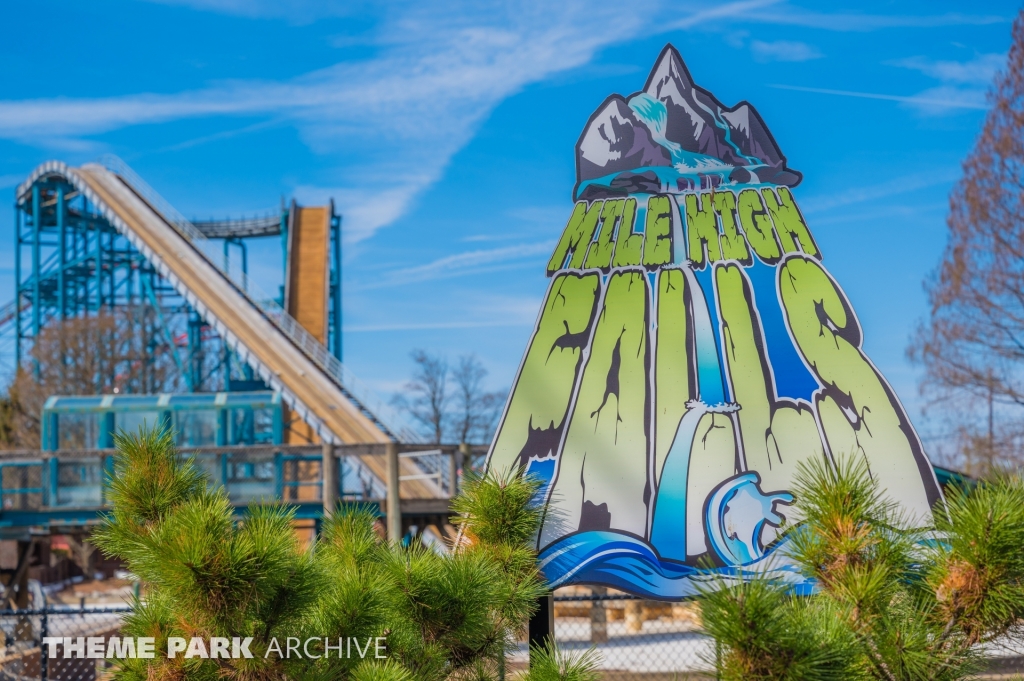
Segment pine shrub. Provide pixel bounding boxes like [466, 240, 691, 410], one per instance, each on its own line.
[94, 428, 563, 681]
[699, 457, 1024, 680]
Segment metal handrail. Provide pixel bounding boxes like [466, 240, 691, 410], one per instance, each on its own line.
[98, 155, 205, 242]
[400, 449, 451, 496]
[0, 606, 134, 615]
[193, 213, 281, 238]
[94, 155, 423, 444]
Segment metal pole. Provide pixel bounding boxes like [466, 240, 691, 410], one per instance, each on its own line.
[240, 239, 248, 292]
[14, 202, 21, 368]
[108, 230, 116, 311]
[78, 196, 87, 316]
[386, 441, 401, 542]
[456, 442, 469, 496]
[31, 184, 41, 333]
[30, 185, 41, 378]
[95, 223, 103, 313]
[590, 586, 608, 643]
[331, 205, 343, 362]
[322, 440, 338, 516]
[528, 593, 554, 663]
[223, 342, 231, 391]
[448, 449, 458, 499]
[39, 590, 48, 681]
[57, 185, 66, 321]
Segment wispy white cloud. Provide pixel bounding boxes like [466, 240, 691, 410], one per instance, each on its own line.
[799, 170, 960, 215]
[771, 49, 1005, 116]
[890, 53, 1005, 84]
[743, 10, 1007, 32]
[806, 201, 947, 229]
[346, 319, 531, 333]
[344, 292, 542, 340]
[296, 180, 436, 245]
[156, 118, 283, 153]
[3, 0, 1003, 244]
[767, 84, 989, 111]
[907, 85, 989, 114]
[750, 40, 822, 63]
[882, 53, 1005, 115]
[0, 0, 661, 243]
[139, 0, 371, 23]
[505, 205, 572, 226]
[462, 233, 520, 243]
[352, 242, 554, 290]
[143, 0, 1007, 33]
[663, 0, 781, 29]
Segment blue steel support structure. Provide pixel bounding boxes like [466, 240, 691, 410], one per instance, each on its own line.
[4, 168, 362, 464]
[8, 175, 326, 394]
[12, 175, 215, 390]
[330, 201, 343, 363]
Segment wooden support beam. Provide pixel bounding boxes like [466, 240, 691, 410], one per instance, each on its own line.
[386, 441, 401, 542]
[322, 441, 338, 516]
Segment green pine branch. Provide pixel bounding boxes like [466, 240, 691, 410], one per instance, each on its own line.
[95, 428, 583, 681]
[699, 454, 1024, 680]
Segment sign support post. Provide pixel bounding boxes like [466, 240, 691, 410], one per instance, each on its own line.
[528, 593, 554, 664]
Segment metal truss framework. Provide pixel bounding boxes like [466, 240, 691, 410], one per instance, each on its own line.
[9, 168, 344, 395]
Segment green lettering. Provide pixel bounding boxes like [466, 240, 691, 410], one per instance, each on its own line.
[583, 199, 624, 271]
[715, 263, 824, 507]
[684, 192, 721, 269]
[611, 199, 642, 268]
[714, 192, 751, 264]
[642, 195, 673, 268]
[778, 255, 941, 521]
[654, 268, 695, 483]
[539, 269, 651, 546]
[546, 200, 603, 275]
[737, 188, 781, 264]
[685, 410, 738, 558]
[487, 272, 601, 476]
[761, 187, 819, 258]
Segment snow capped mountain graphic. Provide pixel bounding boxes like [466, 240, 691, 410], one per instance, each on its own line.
[575, 45, 801, 200]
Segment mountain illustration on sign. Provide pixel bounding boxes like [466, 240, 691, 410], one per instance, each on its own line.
[486, 44, 943, 600]
[576, 45, 801, 200]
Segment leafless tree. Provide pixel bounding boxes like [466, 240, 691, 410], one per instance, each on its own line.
[449, 354, 506, 445]
[393, 351, 507, 445]
[393, 350, 450, 443]
[909, 12, 1024, 476]
[1, 307, 186, 448]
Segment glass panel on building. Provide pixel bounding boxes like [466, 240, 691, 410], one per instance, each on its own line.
[58, 413, 100, 449]
[115, 411, 164, 437]
[229, 407, 275, 445]
[175, 410, 218, 446]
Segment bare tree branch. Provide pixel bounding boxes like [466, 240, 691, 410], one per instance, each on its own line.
[910, 17, 1024, 477]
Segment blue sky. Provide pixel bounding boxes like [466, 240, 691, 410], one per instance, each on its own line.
[0, 0, 1017, 438]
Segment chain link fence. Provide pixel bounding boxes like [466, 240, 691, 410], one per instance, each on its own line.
[1, 607, 130, 681]
[554, 592, 713, 680]
[509, 591, 714, 680]
[3, 600, 711, 681]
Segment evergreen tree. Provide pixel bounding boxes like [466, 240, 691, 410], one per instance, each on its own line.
[699, 458, 1024, 680]
[94, 428, 596, 681]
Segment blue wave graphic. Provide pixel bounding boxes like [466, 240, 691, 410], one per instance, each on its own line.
[538, 530, 812, 599]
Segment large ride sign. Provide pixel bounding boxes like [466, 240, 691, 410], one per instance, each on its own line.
[484, 45, 943, 598]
